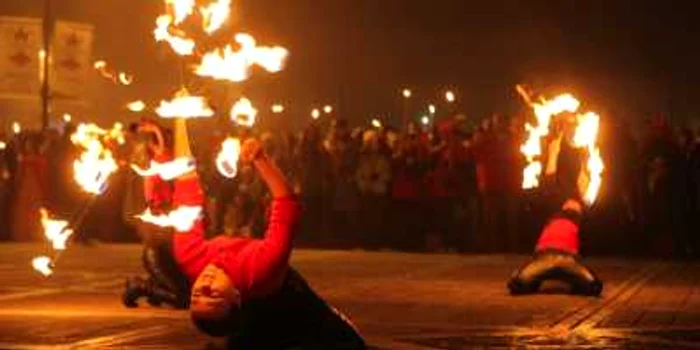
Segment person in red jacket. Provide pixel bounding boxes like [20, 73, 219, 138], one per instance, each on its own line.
[125, 120, 365, 348]
[507, 199, 603, 296]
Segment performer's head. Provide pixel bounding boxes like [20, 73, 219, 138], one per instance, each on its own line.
[190, 264, 241, 337]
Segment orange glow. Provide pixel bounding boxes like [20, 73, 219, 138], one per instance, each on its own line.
[216, 137, 241, 178]
[12, 122, 21, 134]
[372, 119, 383, 128]
[137, 206, 203, 232]
[311, 109, 321, 120]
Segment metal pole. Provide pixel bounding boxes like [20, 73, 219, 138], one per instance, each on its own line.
[41, 0, 53, 130]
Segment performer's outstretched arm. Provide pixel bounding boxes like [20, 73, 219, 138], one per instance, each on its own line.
[213, 139, 302, 294]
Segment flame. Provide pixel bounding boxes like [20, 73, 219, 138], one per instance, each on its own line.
[372, 119, 383, 128]
[323, 105, 333, 114]
[154, 15, 196, 56]
[127, 100, 147, 112]
[167, 0, 196, 25]
[39, 209, 73, 251]
[518, 89, 604, 205]
[230, 97, 257, 127]
[32, 256, 53, 277]
[311, 109, 320, 120]
[131, 158, 196, 181]
[94, 60, 134, 86]
[63, 114, 72, 123]
[137, 206, 203, 232]
[0, 141, 6, 150]
[216, 137, 241, 178]
[201, 0, 231, 34]
[195, 34, 289, 82]
[520, 93, 580, 189]
[118, 72, 134, 85]
[156, 89, 214, 119]
[70, 123, 121, 194]
[12, 122, 21, 134]
[573, 112, 604, 205]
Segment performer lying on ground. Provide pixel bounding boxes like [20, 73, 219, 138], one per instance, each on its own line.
[124, 120, 366, 349]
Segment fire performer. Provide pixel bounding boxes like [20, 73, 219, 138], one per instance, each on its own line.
[125, 120, 365, 348]
[507, 108, 603, 297]
[507, 198, 603, 296]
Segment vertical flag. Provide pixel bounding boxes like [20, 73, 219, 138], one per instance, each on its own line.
[0, 16, 42, 98]
[52, 20, 93, 99]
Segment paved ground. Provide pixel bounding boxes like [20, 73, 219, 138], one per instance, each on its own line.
[0, 244, 699, 349]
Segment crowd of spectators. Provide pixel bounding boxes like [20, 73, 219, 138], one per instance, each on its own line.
[0, 113, 698, 258]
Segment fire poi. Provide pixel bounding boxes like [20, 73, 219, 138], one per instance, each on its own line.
[31, 123, 125, 276]
[123, 0, 292, 312]
[508, 86, 604, 296]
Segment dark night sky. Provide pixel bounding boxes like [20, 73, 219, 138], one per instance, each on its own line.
[1, 1, 699, 127]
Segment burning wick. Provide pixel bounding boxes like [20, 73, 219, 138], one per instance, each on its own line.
[157, 89, 214, 119]
[131, 158, 196, 181]
[216, 137, 241, 178]
[137, 206, 203, 232]
[230, 97, 257, 127]
[32, 256, 53, 277]
[127, 100, 147, 112]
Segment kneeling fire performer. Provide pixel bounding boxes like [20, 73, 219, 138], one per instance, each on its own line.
[507, 199, 603, 296]
[508, 106, 604, 297]
[124, 120, 365, 348]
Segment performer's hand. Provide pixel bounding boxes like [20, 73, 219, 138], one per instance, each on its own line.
[240, 138, 264, 164]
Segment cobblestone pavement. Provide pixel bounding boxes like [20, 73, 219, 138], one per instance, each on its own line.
[0, 244, 699, 349]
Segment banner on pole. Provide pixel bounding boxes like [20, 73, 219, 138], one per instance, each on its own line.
[0, 16, 42, 98]
[52, 20, 94, 99]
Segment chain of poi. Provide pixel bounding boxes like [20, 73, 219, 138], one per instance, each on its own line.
[32, 123, 125, 276]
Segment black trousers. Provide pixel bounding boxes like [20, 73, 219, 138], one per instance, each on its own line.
[229, 269, 366, 350]
[507, 250, 603, 297]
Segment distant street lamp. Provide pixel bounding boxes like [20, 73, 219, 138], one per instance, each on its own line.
[271, 104, 285, 114]
[402, 88, 412, 129]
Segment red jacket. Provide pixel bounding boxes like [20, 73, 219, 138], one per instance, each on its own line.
[171, 176, 302, 301]
[535, 218, 579, 255]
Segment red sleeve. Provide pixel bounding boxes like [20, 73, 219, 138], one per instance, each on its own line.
[171, 175, 212, 282]
[213, 197, 302, 296]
